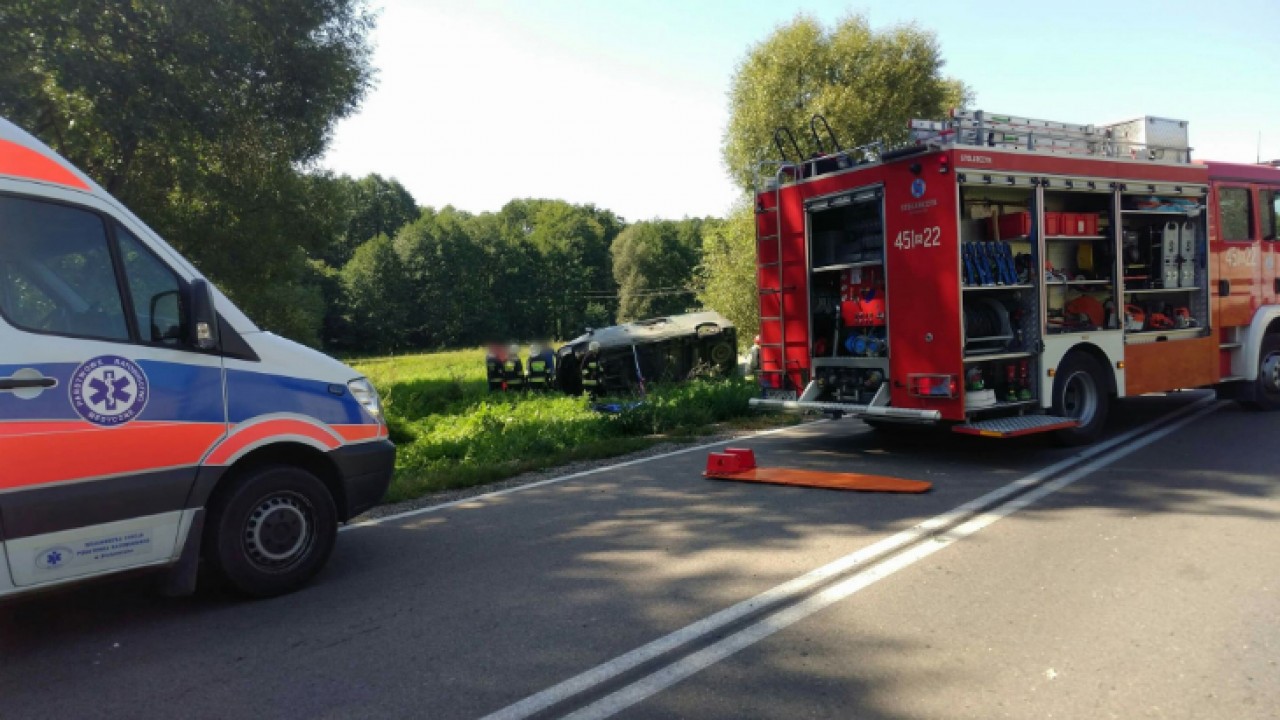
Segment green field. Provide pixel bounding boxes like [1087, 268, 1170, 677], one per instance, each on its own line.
[352, 349, 789, 503]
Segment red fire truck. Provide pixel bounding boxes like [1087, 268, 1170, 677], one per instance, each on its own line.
[749, 110, 1280, 443]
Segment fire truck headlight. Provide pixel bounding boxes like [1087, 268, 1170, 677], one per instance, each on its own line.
[348, 378, 382, 419]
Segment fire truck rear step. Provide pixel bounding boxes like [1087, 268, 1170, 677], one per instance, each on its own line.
[952, 415, 1078, 438]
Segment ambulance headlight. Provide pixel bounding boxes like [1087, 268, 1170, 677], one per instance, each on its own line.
[348, 378, 382, 418]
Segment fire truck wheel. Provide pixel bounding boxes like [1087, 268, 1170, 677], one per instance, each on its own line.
[205, 465, 338, 598]
[1246, 335, 1280, 411]
[1050, 352, 1111, 446]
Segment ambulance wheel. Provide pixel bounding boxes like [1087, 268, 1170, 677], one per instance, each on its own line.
[1245, 335, 1280, 411]
[1050, 352, 1110, 446]
[205, 465, 337, 598]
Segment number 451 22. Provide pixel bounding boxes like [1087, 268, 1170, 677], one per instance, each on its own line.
[893, 226, 941, 250]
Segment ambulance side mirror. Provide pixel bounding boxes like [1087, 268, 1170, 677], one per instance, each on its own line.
[188, 279, 221, 352]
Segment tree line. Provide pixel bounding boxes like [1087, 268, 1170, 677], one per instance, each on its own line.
[322, 184, 736, 354]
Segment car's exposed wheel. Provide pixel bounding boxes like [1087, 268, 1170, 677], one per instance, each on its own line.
[205, 464, 337, 598]
[1245, 335, 1280, 411]
[1051, 352, 1111, 446]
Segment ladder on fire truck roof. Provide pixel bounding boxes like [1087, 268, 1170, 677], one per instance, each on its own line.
[909, 109, 1192, 163]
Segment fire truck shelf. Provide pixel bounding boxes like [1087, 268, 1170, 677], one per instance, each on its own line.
[962, 283, 1035, 292]
[1046, 235, 1107, 241]
[952, 414, 1078, 438]
[1046, 279, 1110, 287]
[812, 259, 883, 273]
[963, 351, 1034, 363]
[1123, 287, 1200, 294]
[1120, 210, 1197, 216]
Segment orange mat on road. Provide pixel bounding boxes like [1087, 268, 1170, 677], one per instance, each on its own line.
[706, 467, 931, 493]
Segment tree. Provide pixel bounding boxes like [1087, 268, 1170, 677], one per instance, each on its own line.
[395, 206, 496, 349]
[612, 220, 702, 322]
[696, 205, 759, 346]
[341, 234, 411, 353]
[320, 174, 420, 267]
[722, 14, 969, 191]
[0, 0, 375, 342]
[498, 199, 622, 340]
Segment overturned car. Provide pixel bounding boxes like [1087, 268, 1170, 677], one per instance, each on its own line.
[556, 311, 739, 396]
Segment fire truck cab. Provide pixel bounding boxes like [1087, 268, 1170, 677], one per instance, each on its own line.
[750, 111, 1280, 443]
[0, 117, 394, 601]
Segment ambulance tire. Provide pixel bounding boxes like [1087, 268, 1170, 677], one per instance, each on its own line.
[1245, 335, 1280, 411]
[205, 465, 338, 598]
[1050, 352, 1110, 446]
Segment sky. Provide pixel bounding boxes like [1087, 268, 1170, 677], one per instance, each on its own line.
[322, 0, 1280, 222]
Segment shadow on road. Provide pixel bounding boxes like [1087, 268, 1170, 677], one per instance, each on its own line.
[0, 391, 1274, 720]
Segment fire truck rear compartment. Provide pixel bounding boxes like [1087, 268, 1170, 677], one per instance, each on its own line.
[807, 189, 889, 406]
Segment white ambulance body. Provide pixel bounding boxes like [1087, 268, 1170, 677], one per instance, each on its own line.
[0, 117, 394, 599]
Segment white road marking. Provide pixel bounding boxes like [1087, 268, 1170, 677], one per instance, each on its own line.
[480, 394, 1219, 720]
[342, 421, 826, 532]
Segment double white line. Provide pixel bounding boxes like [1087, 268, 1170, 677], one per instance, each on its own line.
[482, 394, 1222, 720]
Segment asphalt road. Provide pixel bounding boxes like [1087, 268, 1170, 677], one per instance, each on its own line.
[1, 390, 1276, 719]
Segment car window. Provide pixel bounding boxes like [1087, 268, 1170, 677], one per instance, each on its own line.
[1217, 187, 1253, 241]
[0, 195, 129, 340]
[117, 226, 186, 345]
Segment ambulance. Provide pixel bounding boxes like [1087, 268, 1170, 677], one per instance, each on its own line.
[0, 118, 394, 599]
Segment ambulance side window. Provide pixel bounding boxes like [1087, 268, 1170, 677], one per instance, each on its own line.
[1218, 187, 1253, 241]
[116, 226, 186, 345]
[0, 195, 129, 341]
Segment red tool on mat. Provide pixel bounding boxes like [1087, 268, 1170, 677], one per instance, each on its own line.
[703, 448, 932, 493]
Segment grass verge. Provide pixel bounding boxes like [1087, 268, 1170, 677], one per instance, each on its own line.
[352, 349, 796, 503]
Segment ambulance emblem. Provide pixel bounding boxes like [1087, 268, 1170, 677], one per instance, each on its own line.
[36, 546, 73, 570]
[70, 355, 149, 426]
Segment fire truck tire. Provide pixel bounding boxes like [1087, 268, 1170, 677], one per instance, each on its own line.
[205, 464, 338, 598]
[1245, 335, 1280, 411]
[1050, 352, 1111, 446]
